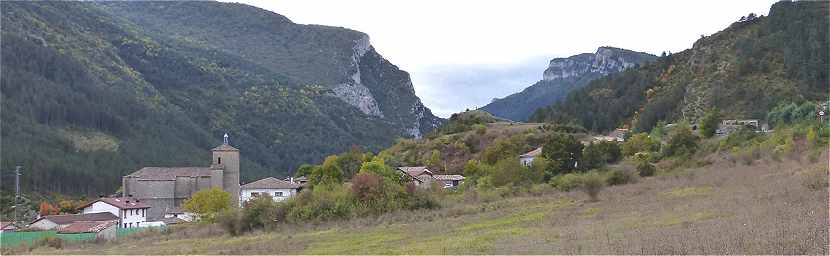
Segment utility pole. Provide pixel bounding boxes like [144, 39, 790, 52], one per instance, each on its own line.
[14, 166, 21, 226]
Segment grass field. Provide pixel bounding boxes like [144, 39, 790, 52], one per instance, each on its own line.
[17, 153, 829, 255]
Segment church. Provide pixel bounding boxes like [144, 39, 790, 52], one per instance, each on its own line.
[122, 134, 240, 220]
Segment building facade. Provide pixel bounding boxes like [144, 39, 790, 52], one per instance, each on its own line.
[240, 177, 301, 206]
[80, 197, 150, 228]
[122, 135, 240, 220]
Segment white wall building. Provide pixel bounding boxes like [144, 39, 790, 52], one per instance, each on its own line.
[240, 177, 301, 206]
[519, 147, 542, 167]
[80, 197, 150, 228]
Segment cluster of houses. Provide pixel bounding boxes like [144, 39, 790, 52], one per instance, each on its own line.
[4, 134, 468, 241]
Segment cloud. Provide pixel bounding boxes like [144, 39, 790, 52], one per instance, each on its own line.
[411, 56, 550, 118]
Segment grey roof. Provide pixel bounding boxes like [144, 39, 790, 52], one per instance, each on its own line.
[126, 167, 213, 180]
[242, 177, 300, 189]
[212, 143, 239, 151]
[397, 166, 432, 177]
[33, 212, 118, 226]
[434, 175, 465, 181]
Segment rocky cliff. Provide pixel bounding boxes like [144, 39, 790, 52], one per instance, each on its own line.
[481, 47, 655, 121]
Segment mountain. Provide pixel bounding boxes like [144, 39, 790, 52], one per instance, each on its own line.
[0, 1, 442, 195]
[531, 1, 828, 132]
[480, 47, 656, 121]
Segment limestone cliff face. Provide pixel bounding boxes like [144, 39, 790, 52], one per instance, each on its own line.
[543, 47, 651, 81]
[481, 47, 655, 121]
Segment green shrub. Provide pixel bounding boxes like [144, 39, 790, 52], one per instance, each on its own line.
[217, 209, 243, 236]
[473, 124, 487, 135]
[241, 196, 281, 231]
[35, 237, 63, 249]
[550, 173, 583, 192]
[622, 133, 659, 156]
[606, 169, 634, 185]
[637, 161, 656, 177]
[664, 123, 699, 157]
[581, 171, 605, 202]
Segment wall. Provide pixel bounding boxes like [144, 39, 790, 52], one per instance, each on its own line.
[240, 188, 297, 206]
[96, 224, 117, 241]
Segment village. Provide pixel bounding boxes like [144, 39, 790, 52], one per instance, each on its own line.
[0, 113, 789, 248]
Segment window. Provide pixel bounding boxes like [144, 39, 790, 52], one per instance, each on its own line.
[251, 192, 260, 197]
[141, 209, 145, 217]
[218, 157, 222, 165]
[274, 192, 283, 197]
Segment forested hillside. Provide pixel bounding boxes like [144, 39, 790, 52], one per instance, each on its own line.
[531, 1, 828, 132]
[0, 2, 442, 195]
[481, 47, 655, 121]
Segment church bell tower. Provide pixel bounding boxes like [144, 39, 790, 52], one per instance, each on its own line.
[211, 133, 240, 206]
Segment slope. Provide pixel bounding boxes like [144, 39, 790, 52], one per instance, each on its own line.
[0, 1, 441, 196]
[531, 1, 828, 132]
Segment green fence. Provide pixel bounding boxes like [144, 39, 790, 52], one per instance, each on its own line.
[1, 227, 158, 248]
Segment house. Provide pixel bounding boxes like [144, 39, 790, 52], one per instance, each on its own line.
[163, 208, 196, 222]
[717, 119, 761, 135]
[0, 221, 17, 233]
[398, 167, 436, 189]
[79, 197, 150, 228]
[29, 212, 118, 231]
[609, 128, 629, 141]
[284, 176, 309, 187]
[122, 134, 241, 220]
[240, 177, 301, 206]
[57, 220, 118, 241]
[433, 175, 465, 189]
[519, 147, 542, 167]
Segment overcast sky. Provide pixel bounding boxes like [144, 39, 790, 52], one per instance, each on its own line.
[226, 0, 776, 117]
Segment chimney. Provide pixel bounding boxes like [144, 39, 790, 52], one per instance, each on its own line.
[290, 177, 294, 184]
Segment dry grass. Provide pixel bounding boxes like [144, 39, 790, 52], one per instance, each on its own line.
[23, 152, 829, 255]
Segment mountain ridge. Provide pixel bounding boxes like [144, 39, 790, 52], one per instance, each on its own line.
[480, 47, 655, 121]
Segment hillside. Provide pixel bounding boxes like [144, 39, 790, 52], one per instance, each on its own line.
[480, 47, 655, 121]
[27, 153, 829, 254]
[0, 1, 442, 195]
[531, 1, 829, 132]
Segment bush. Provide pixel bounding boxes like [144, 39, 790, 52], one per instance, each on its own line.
[550, 173, 583, 192]
[35, 237, 63, 249]
[182, 187, 232, 223]
[473, 124, 487, 135]
[217, 209, 243, 236]
[606, 169, 634, 185]
[699, 108, 720, 138]
[241, 196, 281, 231]
[664, 123, 699, 157]
[581, 172, 605, 202]
[637, 161, 656, 177]
[285, 183, 355, 222]
[803, 166, 829, 191]
[622, 133, 659, 156]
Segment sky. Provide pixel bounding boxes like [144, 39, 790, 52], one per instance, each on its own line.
[226, 0, 777, 117]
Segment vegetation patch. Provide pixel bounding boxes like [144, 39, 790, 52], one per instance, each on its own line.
[661, 186, 713, 199]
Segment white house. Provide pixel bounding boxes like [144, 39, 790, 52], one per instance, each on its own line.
[519, 147, 542, 167]
[29, 212, 118, 231]
[240, 177, 301, 206]
[79, 197, 150, 228]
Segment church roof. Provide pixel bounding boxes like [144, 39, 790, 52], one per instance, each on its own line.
[212, 143, 239, 152]
[126, 167, 214, 180]
[242, 177, 300, 189]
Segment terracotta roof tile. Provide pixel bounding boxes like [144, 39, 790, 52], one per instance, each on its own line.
[80, 197, 150, 210]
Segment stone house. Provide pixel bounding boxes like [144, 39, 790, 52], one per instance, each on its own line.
[29, 212, 118, 231]
[433, 175, 465, 189]
[398, 166, 436, 189]
[240, 177, 301, 206]
[79, 197, 150, 228]
[122, 134, 240, 220]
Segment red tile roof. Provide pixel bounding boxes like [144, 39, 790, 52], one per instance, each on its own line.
[57, 220, 117, 234]
[80, 197, 150, 210]
[520, 147, 542, 158]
